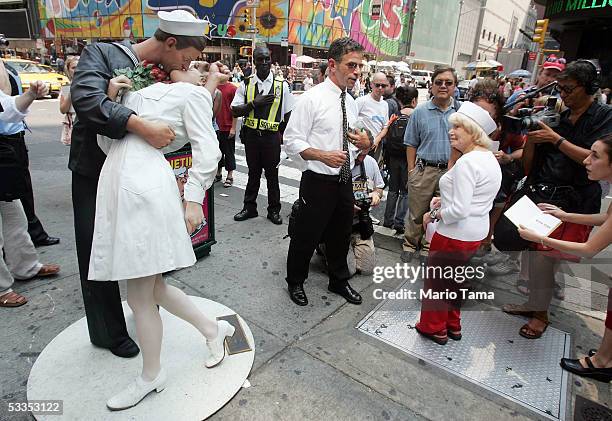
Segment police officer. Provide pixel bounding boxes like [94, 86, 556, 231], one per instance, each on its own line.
[231, 46, 294, 224]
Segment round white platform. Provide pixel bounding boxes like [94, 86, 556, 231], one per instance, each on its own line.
[27, 297, 255, 420]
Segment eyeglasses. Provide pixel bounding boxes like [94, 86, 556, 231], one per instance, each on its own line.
[434, 79, 455, 87]
[374, 83, 389, 88]
[557, 84, 578, 94]
[344, 62, 363, 70]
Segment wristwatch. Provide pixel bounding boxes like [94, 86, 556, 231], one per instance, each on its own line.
[555, 137, 566, 148]
[429, 208, 440, 221]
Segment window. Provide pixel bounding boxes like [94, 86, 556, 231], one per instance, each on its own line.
[488, 31, 491, 41]
[482, 29, 486, 39]
[493, 34, 497, 42]
[478, 53, 481, 60]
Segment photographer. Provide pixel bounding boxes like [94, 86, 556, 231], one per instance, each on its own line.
[498, 60, 612, 339]
[348, 151, 384, 275]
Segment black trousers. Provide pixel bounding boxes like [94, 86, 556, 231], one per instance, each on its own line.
[1, 134, 49, 242]
[217, 130, 236, 172]
[72, 172, 129, 348]
[243, 135, 281, 213]
[286, 171, 353, 286]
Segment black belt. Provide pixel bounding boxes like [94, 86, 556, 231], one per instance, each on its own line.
[418, 158, 447, 169]
[0, 131, 25, 140]
[303, 170, 344, 183]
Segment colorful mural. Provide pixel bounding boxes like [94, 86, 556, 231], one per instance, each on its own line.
[38, 0, 411, 56]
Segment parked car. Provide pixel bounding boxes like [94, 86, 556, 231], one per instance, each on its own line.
[411, 70, 433, 88]
[456, 79, 471, 100]
[2, 58, 69, 98]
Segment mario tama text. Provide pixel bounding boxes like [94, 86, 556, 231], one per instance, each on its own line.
[373, 287, 495, 301]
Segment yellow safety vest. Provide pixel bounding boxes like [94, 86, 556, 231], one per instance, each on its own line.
[244, 77, 283, 132]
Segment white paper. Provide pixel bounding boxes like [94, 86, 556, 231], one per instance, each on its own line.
[504, 195, 561, 237]
[425, 220, 438, 243]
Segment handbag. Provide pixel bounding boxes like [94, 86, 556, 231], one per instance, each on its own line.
[60, 112, 73, 145]
[493, 182, 579, 252]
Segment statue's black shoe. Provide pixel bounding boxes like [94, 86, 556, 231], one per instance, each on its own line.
[110, 337, 140, 358]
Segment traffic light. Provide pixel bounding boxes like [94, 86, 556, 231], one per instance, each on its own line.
[239, 46, 252, 57]
[533, 19, 549, 48]
[242, 9, 250, 24]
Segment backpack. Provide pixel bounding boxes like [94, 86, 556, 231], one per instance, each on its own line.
[385, 113, 410, 156]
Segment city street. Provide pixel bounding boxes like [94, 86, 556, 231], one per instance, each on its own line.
[1, 95, 611, 421]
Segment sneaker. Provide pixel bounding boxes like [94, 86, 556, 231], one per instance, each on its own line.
[483, 251, 509, 266]
[401, 250, 416, 263]
[371, 216, 381, 225]
[487, 259, 520, 276]
[393, 226, 405, 235]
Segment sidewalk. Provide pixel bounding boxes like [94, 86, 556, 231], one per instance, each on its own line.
[1, 123, 610, 420]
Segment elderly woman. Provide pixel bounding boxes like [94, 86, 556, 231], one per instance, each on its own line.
[518, 134, 612, 382]
[416, 102, 501, 345]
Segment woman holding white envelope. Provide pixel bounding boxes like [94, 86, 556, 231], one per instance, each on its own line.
[416, 102, 501, 345]
[517, 134, 612, 382]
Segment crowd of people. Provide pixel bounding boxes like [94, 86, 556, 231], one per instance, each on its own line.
[1, 10, 611, 412]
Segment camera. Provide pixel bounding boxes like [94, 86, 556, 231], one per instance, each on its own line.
[503, 96, 560, 133]
[0, 34, 9, 47]
[353, 186, 374, 239]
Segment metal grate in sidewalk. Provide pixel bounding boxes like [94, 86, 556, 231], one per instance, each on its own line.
[356, 281, 571, 420]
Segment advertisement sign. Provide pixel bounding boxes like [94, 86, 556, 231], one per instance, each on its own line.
[290, 53, 297, 67]
[165, 146, 215, 257]
[371, 0, 382, 20]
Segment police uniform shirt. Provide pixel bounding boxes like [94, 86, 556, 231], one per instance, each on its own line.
[231, 71, 294, 118]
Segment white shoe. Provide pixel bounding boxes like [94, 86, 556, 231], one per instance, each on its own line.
[205, 320, 236, 368]
[106, 369, 167, 411]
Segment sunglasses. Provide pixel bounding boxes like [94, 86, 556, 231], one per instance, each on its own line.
[557, 84, 579, 94]
[434, 79, 454, 87]
[374, 83, 389, 88]
[344, 62, 363, 70]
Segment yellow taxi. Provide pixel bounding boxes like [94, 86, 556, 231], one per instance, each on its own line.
[2, 58, 69, 98]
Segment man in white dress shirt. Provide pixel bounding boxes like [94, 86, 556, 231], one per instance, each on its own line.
[283, 37, 373, 306]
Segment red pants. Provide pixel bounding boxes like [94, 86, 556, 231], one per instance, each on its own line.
[417, 232, 481, 334]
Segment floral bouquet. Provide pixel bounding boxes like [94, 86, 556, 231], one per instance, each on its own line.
[111, 61, 171, 103]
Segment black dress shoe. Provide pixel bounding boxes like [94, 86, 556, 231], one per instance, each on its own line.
[234, 209, 258, 221]
[588, 348, 597, 357]
[34, 236, 60, 247]
[328, 283, 362, 304]
[288, 284, 308, 306]
[560, 356, 612, 383]
[110, 337, 140, 358]
[267, 212, 282, 225]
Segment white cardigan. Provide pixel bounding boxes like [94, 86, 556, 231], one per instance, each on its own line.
[437, 150, 502, 241]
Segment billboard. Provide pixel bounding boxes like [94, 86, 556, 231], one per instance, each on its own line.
[38, 0, 411, 55]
